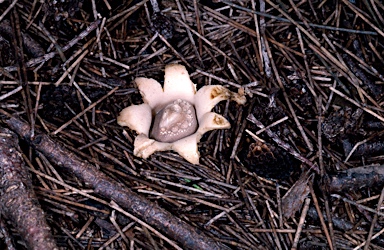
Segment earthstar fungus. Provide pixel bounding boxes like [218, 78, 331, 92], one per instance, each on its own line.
[117, 64, 246, 164]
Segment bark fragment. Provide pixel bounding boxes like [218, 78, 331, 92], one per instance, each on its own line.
[326, 165, 384, 193]
[0, 19, 44, 58]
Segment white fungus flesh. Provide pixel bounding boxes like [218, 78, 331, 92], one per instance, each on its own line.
[150, 99, 198, 143]
[117, 63, 246, 164]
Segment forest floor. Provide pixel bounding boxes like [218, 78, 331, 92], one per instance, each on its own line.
[1, 0, 384, 249]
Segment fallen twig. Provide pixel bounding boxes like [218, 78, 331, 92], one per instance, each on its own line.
[6, 117, 223, 250]
[247, 114, 319, 173]
[1, 19, 101, 73]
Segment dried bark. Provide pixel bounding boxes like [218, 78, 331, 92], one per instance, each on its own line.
[6, 117, 223, 250]
[0, 127, 57, 250]
[0, 19, 44, 58]
[307, 207, 354, 231]
[326, 165, 384, 193]
[282, 172, 312, 218]
[342, 139, 384, 158]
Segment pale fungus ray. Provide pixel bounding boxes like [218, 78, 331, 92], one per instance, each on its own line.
[117, 104, 152, 136]
[117, 64, 246, 164]
[162, 64, 196, 104]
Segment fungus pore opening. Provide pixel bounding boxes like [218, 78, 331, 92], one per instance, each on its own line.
[150, 99, 198, 143]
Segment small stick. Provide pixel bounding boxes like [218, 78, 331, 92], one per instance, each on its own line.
[309, 183, 334, 250]
[138, 32, 159, 55]
[353, 227, 384, 250]
[0, 86, 22, 102]
[2, 20, 100, 73]
[52, 87, 118, 135]
[158, 33, 192, 68]
[263, 33, 314, 151]
[291, 198, 310, 250]
[363, 187, 384, 250]
[220, 0, 377, 35]
[195, 69, 242, 88]
[247, 114, 319, 173]
[175, 0, 203, 65]
[251, 116, 288, 136]
[330, 87, 384, 123]
[175, 17, 232, 63]
[0, 0, 18, 23]
[54, 49, 89, 86]
[109, 210, 130, 245]
[38, 22, 66, 61]
[317, 96, 325, 175]
[193, 0, 203, 56]
[103, 56, 131, 71]
[331, 194, 384, 217]
[99, 222, 135, 249]
[250, 0, 264, 73]
[340, 0, 384, 38]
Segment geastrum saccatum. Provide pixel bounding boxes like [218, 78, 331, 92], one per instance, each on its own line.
[117, 64, 246, 164]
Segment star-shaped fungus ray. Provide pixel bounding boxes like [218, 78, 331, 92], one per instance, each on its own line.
[117, 64, 246, 164]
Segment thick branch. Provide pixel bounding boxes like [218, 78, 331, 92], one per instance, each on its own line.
[6, 117, 222, 250]
[0, 127, 57, 250]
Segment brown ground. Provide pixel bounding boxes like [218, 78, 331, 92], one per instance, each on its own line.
[1, 0, 384, 249]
